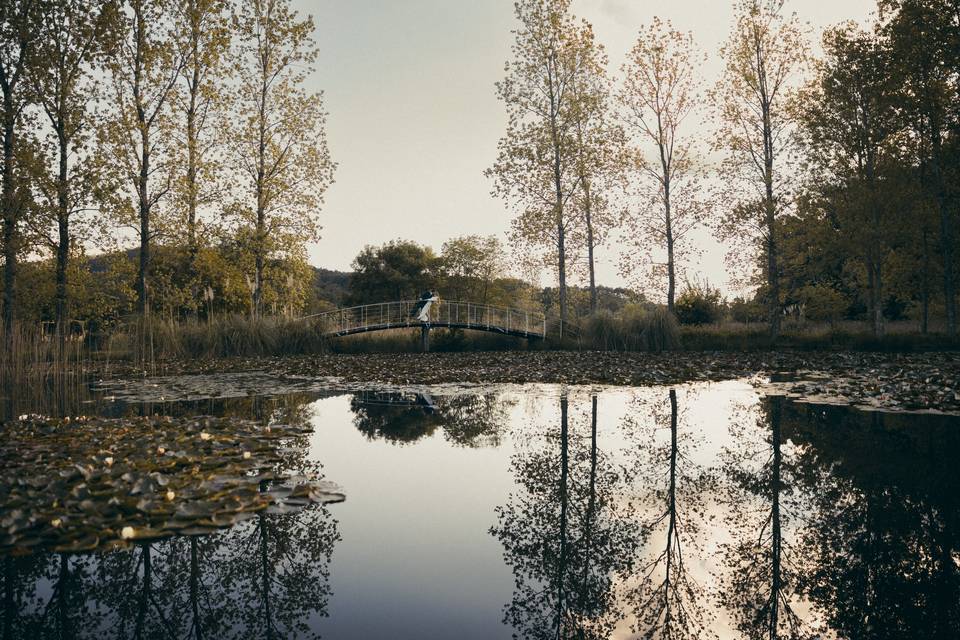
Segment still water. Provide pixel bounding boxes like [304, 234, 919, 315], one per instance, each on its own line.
[2, 376, 959, 639]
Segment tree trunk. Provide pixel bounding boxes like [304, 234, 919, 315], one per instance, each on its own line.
[253, 218, 264, 317]
[253, 45, 269, 319]
[547, 57, 567, 336]
[259, 513, 275, 639]
[761, 122, 779, 340]
[1, 103, 17, 335]
[186, 3, 199, 258]
[136, 129, 151, 317]
[135, 544, 152, 639]
[665, 193, 676, 314]
[55, 128, 70, 334]
[866, 257, 877, 336]
[582, 175, 597, 314]
[865, 162, 885, 338]
[872, 258, 884, 338]
[658, 120, 676, 315]
[665, 389, 679, 626]
[186, 84, 198, 254]
[557, 223, 566, 336]
[921, 226, 930, 334]
[758, 35, 780, 341]
[576, 395, 598, 618]
[555, 394, 569, 634]
[769, 396, 783, 638]
[931, 133, 956, 335]
[766, 212, 780, 340]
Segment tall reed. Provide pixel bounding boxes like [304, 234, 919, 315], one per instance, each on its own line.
[0, 323, 89, 420]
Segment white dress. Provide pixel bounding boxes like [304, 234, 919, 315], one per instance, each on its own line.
[417, 296, 439, 322]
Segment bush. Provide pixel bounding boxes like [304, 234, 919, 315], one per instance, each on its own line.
[675, 282, 723, 325]
[728, 296, 765, 324]
[798, 284, 847, 324]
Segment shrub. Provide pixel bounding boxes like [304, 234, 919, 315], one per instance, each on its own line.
[798, 284, 847, 324]
[618, 304, 649, 351]
[729, 296, 765, 324]
[675, 282, 723, 325]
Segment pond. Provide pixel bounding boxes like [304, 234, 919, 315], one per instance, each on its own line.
[2, 374, 959, 638]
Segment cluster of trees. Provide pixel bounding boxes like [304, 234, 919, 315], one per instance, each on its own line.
[346, 235, 646, 319]
[790, 0, 960, 337]
[0, 0, 333, 337]
[491, 0, 959, 337]
[4, 0, 956, 344]
[347, 236, 512, 306]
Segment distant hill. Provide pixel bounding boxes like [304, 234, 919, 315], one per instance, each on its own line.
[311, 267, 350, 309]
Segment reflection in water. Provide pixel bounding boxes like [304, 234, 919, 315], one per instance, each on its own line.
[627, 389, 717, 639]
[1, 388, 340, 640]
[1, 374, 91, 422]
[1, 507, 338, 639]
[4, 379, 960, 638]
[492, 394, 642, 639]
[351, 391, 511, 447]
[786, 404, 960, 639]
[351, 391, 444, 443]
[720, 396, 811, 640]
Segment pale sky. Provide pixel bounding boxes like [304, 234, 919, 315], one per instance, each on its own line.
[302, 0, 877, 297]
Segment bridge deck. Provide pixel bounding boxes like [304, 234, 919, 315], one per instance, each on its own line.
[303, 300, 546, 340]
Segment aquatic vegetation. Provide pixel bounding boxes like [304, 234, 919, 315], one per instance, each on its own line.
[0, 415, 344, 555]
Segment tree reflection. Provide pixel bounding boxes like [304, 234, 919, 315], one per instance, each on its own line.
[784, 403, 960, 639]
[492, 394, 641, 639]
[2, 390, 340, 639]
[439, 394, 512, 448]
[626, 389, 716, 639]
[1, 505, 338, 639]
[1, 552, 100, 639]
[351, 391, 444, 443]
[720, 395, 812, 640]
[350, 391, 510, 446]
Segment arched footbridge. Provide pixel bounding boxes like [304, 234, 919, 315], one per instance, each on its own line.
[301, 300, 549, 349]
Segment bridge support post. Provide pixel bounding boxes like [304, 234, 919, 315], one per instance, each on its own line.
[420, 323, 430, 353]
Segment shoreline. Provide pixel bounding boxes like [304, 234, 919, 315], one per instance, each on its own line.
[88, 349, 960, 415]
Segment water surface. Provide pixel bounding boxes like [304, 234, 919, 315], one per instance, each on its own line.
[2, 376, 958, 638]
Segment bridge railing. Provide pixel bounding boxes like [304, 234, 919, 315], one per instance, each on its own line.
[303, 300, 546, 337]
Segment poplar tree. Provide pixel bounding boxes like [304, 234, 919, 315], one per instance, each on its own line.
[487, 0, 583, 332]
[172, 0, 230, 258]
[230, 0, 334, 317]
[27, 0, 116, 332]
[568, 21, 623, 314]
[0, 0, 40, 333]
[620, 18, 705, 314]
[711, 0, 807, 339]
[101, 0, 186, 317]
